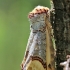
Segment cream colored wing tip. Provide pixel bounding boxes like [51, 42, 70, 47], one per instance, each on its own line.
[26, 60, 46, 70]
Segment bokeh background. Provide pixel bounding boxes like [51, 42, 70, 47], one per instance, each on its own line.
[0, 0, 50, 70]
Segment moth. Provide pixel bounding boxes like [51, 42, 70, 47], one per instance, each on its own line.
[21, 6, 56, 70]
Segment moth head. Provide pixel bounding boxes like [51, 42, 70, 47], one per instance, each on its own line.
[28, 6, 50, 23]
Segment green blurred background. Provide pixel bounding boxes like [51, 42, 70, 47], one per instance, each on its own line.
[0, 0, 50, 70]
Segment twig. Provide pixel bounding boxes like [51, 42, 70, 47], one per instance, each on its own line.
[60, 55, 70, 70]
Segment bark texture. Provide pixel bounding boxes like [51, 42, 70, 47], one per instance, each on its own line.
[50, 0, 70, 70]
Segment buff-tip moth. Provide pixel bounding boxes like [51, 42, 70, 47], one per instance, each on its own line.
[21, 6, 56, 70]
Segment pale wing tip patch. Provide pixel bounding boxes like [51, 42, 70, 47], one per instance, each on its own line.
[26, 60, 46, 70]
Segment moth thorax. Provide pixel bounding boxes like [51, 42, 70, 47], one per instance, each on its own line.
[29, 13, 46, 31]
